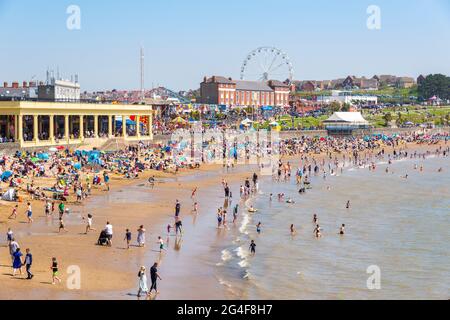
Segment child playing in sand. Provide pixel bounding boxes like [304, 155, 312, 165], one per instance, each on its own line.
[157, 236, 165, 253]
[50, 257, 62, 285]
[58, 218, 68, 233]
[8, 205, 18, 219]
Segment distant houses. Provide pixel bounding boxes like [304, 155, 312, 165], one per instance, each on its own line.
[293, 74, 418, 92]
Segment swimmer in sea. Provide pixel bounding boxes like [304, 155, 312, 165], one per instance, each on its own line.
[286, 198, 295, 203]
[290, 224, 296, 235]
[313, 214, 318, 225]
[248, 206, 258, 213]
[314, 227, 322, 238]
[346, 200, 350, 209]
[339, 224, 345, 235]
[256, 222, 262, 234]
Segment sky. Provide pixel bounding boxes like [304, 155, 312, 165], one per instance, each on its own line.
[0, 0, 449, 92]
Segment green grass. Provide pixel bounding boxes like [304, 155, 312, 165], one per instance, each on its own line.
[362, 106, 450, 127]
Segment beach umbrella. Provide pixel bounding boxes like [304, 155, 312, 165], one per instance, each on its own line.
[30, 157, 40, 163]
[73, 163, 82, 170]
[1, 171, 13, 180]
[49, 147, 58, 152]
[56, 146, 65, 151]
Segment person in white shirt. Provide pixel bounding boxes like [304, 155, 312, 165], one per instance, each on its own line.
[104, 222, 113, 246]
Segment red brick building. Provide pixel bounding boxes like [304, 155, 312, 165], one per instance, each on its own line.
[200, 76, 290, 107]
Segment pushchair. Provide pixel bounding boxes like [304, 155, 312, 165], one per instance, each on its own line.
[97, 230, 110, 246]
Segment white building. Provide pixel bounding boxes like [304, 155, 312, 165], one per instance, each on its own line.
[323, 112, 370, 136]
[317, 90, 378, 105]
[38, 79, 80, 102]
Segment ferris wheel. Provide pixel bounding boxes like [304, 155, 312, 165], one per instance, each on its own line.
[240, 46, 294, 82]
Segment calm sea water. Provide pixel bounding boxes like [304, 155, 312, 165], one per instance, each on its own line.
[213, 155, 449, 299]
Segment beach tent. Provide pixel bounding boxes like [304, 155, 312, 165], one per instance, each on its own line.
[1, 171, 13, 181]
[37, 153, 49, 160]
[1, 188, 16, 201]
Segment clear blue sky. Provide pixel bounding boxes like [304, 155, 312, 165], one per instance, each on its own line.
[0, 0, 449, 91]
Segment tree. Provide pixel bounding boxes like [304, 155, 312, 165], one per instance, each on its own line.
[341, 103, 351, 112]
[396, 112, 403, 126]
[329, 101, 341, 112]
[418, 74, 450, 100]
[383, 112, 393, 126]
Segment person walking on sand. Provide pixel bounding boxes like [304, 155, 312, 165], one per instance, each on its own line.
[175, 218, 183, 236]
[191, 187, 197, 199]
[50, 257, 62, 284]
[249, 240, 256, 255]
[346, 200, 350, 209]
[9, 238, 20, 265]
[157, 236, 165, 253]
[12, 248, 23, 277]
[6, 228, 13, 245]
[150, 262, 162, 295]
[105, 222, 113, 246]
[45, 200, 51, 217]
[175, 200, 181, 217]
[124, 229, 132, 249]
[192, 202, 198, 214]
[137, 225, 146, 247]
[103, 171, 110, 191]
[58, 202, 65, 218]
[25, 248, 33, 279]
[137, 266, 149, 298]
[26, 202, 33, 223]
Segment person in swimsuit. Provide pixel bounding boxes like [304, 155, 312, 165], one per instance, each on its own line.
[249, 240, 256, 255]
[8, 205, 18, 219]
[50, 257, 62, 284]
[256, 222, 262, 234]
[290, 224, 296, 235]
[84, 214, 95, 234]
[157, 236, 165, 253]
[58, 218, 68, 233]
[339, 224, 345, 235]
